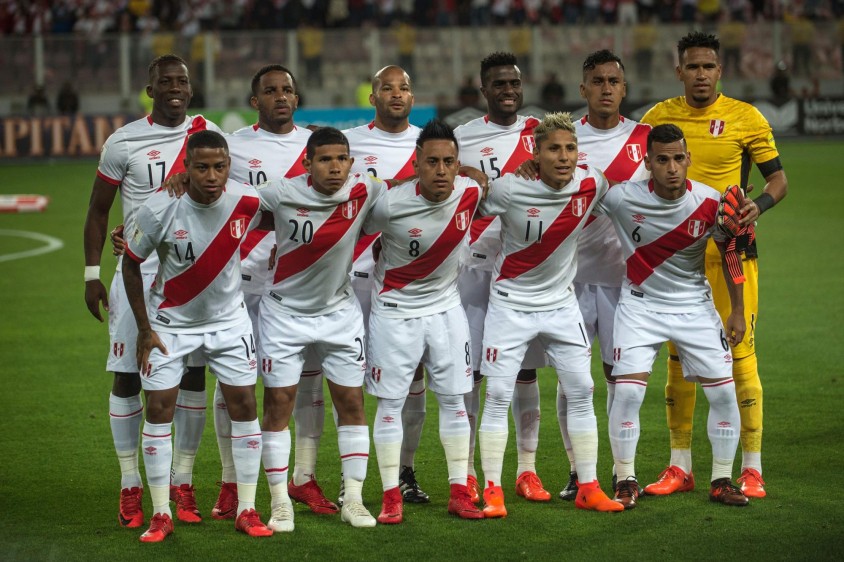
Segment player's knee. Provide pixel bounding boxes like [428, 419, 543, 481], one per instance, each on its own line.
[145, 391, 177, 423]
[112, 371, 141, 397]
[516, 368, 537, 383]
[262, 387, 295, 429]
[180, 366, 206, 391]
[225, 390, 258, 422]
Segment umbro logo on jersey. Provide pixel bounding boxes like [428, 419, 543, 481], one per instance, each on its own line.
[571, 196, 588, 217]
[174, 229, 188, 240]
[632, 214, 646, 223]
[481, 147, 494, 156]
[687, 219, 706, 238]
[626, 144, 643, 162]
[297, 207, 309, 217]
[246, 440, 260, 449]
[521, 136, 536, 152]
[230, 218, 246, 239]
[248, 158, 261, 168]
[144, 446, 157, 455]
[710, 119, 726, 137]
[455, 210, 470, 231]
[147, 150, 161, 160]
[364, 155, 378, 164]
[408, 228, 422, 238]
[527, 207, 540, 217]
[578, 152, 587, 161]
[249, 359, 257, 370]
[113, 342, 125, 357]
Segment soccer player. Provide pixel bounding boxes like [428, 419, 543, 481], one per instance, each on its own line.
[365, 119, 484, 524]
[557, 50, 652, 500]
[595, 123, 748, 509]
[454, 51, 549, 503]
[83, 55, 220, 529]
[640, 31, 788, 498]
[123, 130, 272, 541]
[255, 127, 383, 529]
[476, 112, 622, 518]
[342, 65, 430, 505]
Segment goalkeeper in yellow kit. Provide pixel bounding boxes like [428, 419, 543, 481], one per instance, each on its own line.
[640, 31, 788, 498]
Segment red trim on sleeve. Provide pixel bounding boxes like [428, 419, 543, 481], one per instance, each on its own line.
[125, 246, 146, 263]
[96, 170, 121, 186]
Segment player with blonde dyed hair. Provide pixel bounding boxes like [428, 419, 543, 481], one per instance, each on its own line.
[532, 110, 577, 145]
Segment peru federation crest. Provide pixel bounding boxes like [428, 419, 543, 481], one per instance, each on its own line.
[521, 135, 536, 153]
[230, 218, 246, 239]
[687, 219, 706, 238]
[341, 199, 359, 220]
[571, 196, 588, 217]
[709, 119, 726, 137]
[626, 144, 643, 162]
[455, 209, 470, 231]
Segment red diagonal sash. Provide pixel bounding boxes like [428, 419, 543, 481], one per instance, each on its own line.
[165, 116, 208, 180]
[602, 123, 650, 182]
[273, 183, 369, 284]
[497, 178, 597, 282]
[239, 229, 271, 260]
[381, 188, 480, 294]
[284, 146, 308, 178]
[626, 198, 718, 286]
[160, 194, 259, 309]
[500, 117, 540, 175]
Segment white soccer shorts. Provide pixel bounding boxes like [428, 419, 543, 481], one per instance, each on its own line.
[480, 302, 592, 379]
[366, 305, 474, 399]
[458, 267, 546, 372]
[611, 301, 735, 380]
[141, 313, 257, 391]
[107, 270, 156, 373]
[574, 281, 621, 365]
[258, 300, 366, 388]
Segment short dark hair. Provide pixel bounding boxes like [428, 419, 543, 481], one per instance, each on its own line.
[251, 64, 298, 95]
[480, 52, 518, 86]
[187, 130, 228, 154]
[647, 124, 685, 153]
[148, 54, 188, 80]
[582, 50, 625, 79]
[416, 118, 458, 151]
[677, 31, 720, 61]
[306, 127, 349, 160]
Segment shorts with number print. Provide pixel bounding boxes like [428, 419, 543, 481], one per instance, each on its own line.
[366, 305, 474, 399]
[480, 302, 592, 379]
[141, 313, 257, 391]
[258, 300, 366, 388]
[612, 301, 734, 380]
[574, 281, 622, 365]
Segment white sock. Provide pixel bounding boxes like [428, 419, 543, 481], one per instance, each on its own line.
[231, 419, 262, 514]
[669, 448, 693, 475]
[292, 370, 325, 486]
[262, 429, 291, 504]
[609, 380, 647, 481]
[478, 376, 512, 488]
[512, 378, 540, 476]
[373, 397, 404, 491]
[172, 389, 206, 486]
[701, 379, 740, 482]
[556, 383, 575, 472]
[742, 452, 762, 474]
[400, 377, 427, 469]
[338, 425, 369, 502]
[142, 421, 172, 517]
[109, 393, 143, 489]
[559, 371, 598, 483]
[464, 379, 482, 477]
[213, 382, 236, 483]
[437, 393, 470, 485]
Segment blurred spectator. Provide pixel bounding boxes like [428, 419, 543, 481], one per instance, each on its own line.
[679, 0, 696, 22]
[618, 0, 638, 24]
[637, 0, 655, 20]
[584, 0, 601, 23]
[601, 0, 619, 23]
[719, 12, 746, 77]
[697, 0, 721, 23]
[27, 85, 50, 116]
[657, 0, 676, 22]
[56, 81, 79, 114]
[299, 21, 325, 87]
[540, 72, 565, 108]
[509, 25, 532, 78]
[491, 0, 512, 24]
[52, 0, 77, 33]
[788, 11, 814, 76]
[356, 75, 372, 107]
[562, 0, 582, 24]
[633, 15, 657, 78]
[457, 75, 480, 107]
[394, 18, 417, 77]
[471, 0, 492, 25]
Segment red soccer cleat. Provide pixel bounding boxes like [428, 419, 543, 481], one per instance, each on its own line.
[211, 481, 238, 520]
[515, 471, 551, 501]
[377, 487, 403, 524]
[575, 480, 624, 512]
[119, 487, 144, 528]
[448, 484, 484, 519]
[482, 485, 507, 518]
[170, 483, 202, 523]
[644, 466, 695, 495]
[288, 477, 339, 514]
[737, 468, 766, 498]
[139, 513, 174, 543]
[235, 509, 274, 537]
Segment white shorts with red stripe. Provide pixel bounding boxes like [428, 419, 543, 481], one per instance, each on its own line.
[611, 301, 734, 380]
[480, 301, 591, 379]
[258, 301, 366, 388]
[366, 305, 473, 399]
[574, 281, 621, 365]
[458, 267, 546, 372]
[141, 313, 257, 391]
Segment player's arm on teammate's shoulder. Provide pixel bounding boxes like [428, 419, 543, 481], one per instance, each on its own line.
[122, 252, 168, 371]
[458, 165, 490, 198]
[163, 172, 189, 198]
[512, 158, 538, 180]
[740, 159, 787, 226]
[83, 176, 120, 321]
[715, 239, 746, 346]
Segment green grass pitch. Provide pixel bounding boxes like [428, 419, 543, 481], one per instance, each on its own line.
[0, 139, 842, 560]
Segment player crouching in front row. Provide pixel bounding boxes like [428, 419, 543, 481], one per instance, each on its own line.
[123, 131, 273, 541]
[595, 124, 749, 509]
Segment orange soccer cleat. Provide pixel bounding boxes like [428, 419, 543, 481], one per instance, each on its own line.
[482, 485, 507, 518]
[235, 509, 274, 537]
[377, 487, 403, 524]
[139, 513, 174, 543]
[448, 484, 484, 519]
[644, 466, 695, 496]
[211, 481, 238, 520]
[170, 483, 202, 523]
[737, 468, 766, 498]
[575, 480, 624, 512]
[288, 477, 339, 514]
[515, 471, 551, 502]
[119, 487, 144, 528]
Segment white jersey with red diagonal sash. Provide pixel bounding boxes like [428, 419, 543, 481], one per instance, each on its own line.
[125, 181, 260, 333]
[256, 173, 387, 316]
[574, 115, 651, 286]
[343, 122, 420, 291]
[479, 167, 610, 311]
[227, 124, 312, 295]
[455, 114, 540, 272]
[97, 114, 221, 274]
[595, 178, 725, 312]
[365, 176, 483, 318]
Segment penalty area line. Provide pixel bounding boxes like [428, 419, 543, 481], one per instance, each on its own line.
[0, 229, 65, 263]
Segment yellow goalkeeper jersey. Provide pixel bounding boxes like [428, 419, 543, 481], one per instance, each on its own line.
[641, 94, 779, 194]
